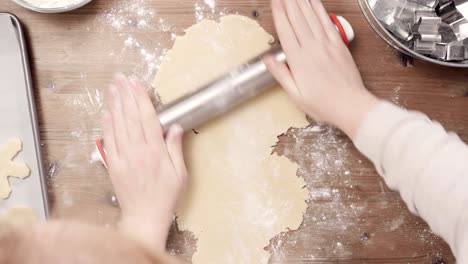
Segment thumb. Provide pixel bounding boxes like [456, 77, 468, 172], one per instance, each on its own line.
[165, 124, 188, 181]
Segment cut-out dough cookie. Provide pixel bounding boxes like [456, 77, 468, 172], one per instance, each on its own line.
[2, 206, 37, 227]
[154, 15, 309, 263]
[0, 138, 30, 199]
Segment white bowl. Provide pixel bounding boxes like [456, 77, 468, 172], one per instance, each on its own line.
[12, 0, 93, 13]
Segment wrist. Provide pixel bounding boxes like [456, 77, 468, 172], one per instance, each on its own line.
[119, 212, 173, 252]
[328, 89, 379, 139]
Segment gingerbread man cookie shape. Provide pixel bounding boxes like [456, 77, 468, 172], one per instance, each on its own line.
[0, 138, 30, 199]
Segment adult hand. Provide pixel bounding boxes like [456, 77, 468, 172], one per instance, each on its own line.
[265, 0, 379, 138]
[102, 74, 188, 252]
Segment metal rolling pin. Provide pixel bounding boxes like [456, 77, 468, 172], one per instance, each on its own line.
[158, 47, 286, 132]
[93, 14, 354, 166]
[159, 15, 354, 132]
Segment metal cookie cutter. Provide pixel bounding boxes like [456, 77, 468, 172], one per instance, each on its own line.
[432, 42, 449, 59]
[371, 0, 412, 41]
[447, 40, 466, 59]
[449, 16, 468, 40]
[439, 21, 459, 43]
[454, 0, 468, 19]
[413, 11, 442, 53]
[409, 0, 439, 8]
[414, 11, 442, 41]
[465, 38, 468, 58]
[460, 22, 468, 39]
[437, 0, 465, 24]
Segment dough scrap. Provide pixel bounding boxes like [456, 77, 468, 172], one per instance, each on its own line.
[154, 15, 309, 263]
[0, 138, 30, 199]
[2, 206, 37, 227]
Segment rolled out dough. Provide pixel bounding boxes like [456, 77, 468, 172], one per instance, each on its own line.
[154, 15, 309, 263]
[2, 206, 37, 227]
[0, 138, 30, 199]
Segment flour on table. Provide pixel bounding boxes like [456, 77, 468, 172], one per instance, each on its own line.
[23, 0, 84, 8]
[0, 138, 30, 199]
[153, 15, 309, 263]
[203, 0, 216, 12]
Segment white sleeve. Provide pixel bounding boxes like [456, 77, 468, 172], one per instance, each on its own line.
[353, 101, 468, 263]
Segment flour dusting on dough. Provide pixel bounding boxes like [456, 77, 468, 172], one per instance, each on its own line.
[154, 15, 309, 263]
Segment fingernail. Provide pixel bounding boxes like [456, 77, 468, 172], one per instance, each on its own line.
[110, 85, 118, 97]
[114, 73, 125, 80]
[129, 78, 139, 90]
[115, 73, 127, 86]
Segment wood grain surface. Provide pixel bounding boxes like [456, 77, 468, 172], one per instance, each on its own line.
[1, 0, 467, 263]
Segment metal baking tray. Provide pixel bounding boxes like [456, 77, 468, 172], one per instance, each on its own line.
[0, 13, 48, 220]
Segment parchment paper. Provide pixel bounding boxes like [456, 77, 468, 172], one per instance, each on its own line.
[0, 13, 47, 221]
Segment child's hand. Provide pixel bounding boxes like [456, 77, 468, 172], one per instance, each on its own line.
[265, 0, 378, 138]
[102, 74, 187, 252]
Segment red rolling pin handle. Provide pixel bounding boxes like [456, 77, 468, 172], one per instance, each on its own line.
[93, 15, 354, 168]
[329, 13, 355, 46]
[95, 138, 108, 168]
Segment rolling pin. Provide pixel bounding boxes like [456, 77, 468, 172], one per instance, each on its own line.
[93, 14, 354, 167]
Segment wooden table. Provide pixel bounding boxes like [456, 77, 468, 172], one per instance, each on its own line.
[1, 0, 467, 262]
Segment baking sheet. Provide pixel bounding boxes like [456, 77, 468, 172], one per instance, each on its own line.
[0, 13, 48, 220]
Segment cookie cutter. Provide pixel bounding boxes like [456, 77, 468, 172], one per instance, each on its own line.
[432, 42, 449, 58]
[446, 40, 466, 59]
[437, 0, 465, 23]
[409, 0, 439, 8]
[454, 0, 468, 19]
[413, 12, 442, 52]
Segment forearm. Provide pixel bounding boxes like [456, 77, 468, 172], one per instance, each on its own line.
[351, 101, 468, 262]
